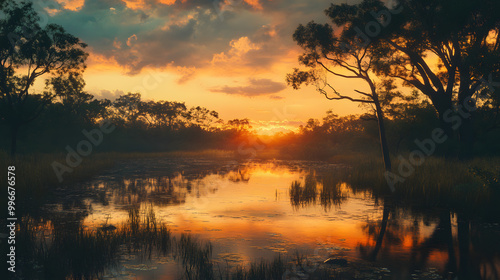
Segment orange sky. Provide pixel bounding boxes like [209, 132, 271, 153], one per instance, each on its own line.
[38, 0, 367, 134]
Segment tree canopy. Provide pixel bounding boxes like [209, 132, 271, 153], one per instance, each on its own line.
[289, 0, 500, 159]
[0, 0, 88, 155]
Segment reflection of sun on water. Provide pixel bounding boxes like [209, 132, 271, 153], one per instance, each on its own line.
[80, 161, 448, 271]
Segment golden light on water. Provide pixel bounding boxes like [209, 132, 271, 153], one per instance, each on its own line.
[79, 162, 449, 270]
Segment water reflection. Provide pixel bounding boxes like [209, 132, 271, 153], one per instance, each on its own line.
[7, 159, 500, 279]
[289, 172, 500, 279]
[289, 172, 348, 210]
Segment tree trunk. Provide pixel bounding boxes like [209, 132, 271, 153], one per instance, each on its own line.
[457, 213, 470, 280]
[458, 117, 475, 160]
[457, 92, 475, 160]
[443, 211, 457, 275]
[369, 198, 390, 261]
[436, 110, 457, 158]
[374, 98, 391, 171]
[430, 93, 456, 158]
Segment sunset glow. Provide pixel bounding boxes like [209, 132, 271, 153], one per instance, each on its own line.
[34, 0, 365, 134]
[5, 1, 500, 278]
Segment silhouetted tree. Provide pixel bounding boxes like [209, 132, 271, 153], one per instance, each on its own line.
[287, 1, 402, 171]
[47, 74, 111, 125]
[187, 106, 219, 130]
[0, 0, 87, 156]
[364, 0, 500, 158]
[141, 100, 188, 129]
[226, 118, 251, 132]
[112, 92, 143, 126]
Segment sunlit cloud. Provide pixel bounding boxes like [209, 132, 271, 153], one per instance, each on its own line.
[126, 34, 138, 47]
[243, 0, 263, 10]
[176, 66, 197, 84]
[210, 78, 286, 97]
[93, 89, 125, 100]
[54, 0, 85, 11]
[211, 37, 260, 64]
[38, 0, 360, 122]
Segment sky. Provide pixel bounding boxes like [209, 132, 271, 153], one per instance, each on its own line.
[33, 0, 365, 134]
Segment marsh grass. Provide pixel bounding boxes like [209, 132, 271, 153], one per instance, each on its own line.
[13, 208, 171, 279]
[177, 233, 214, 280]
[13, 207, 343, 280]
[290, 173, 318, 208]
[0, 151, 116, 201]
[121, 207, 172, 258]
[331, 155, 500, 214]
[0, 148, 282, 202]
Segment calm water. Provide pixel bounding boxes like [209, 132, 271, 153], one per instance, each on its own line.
[11, 158, 500, 279]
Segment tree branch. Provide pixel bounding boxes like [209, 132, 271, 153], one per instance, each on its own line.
[317, 83, 375, 103]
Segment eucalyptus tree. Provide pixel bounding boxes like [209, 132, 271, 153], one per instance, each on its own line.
[0, 0, 87, 155]
[287, 1, 402, 171]
[47, 74, 111, 125]
[368, 0, 500, 158]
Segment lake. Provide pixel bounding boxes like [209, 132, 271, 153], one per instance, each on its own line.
[12, 158, 500, 279]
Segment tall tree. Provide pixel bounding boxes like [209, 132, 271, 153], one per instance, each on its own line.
[365, 0, 500, 158]
[0, 0, 87, 156]
[287, 1, 401, 171]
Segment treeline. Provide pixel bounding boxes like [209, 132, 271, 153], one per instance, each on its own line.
[266, 92, 500, 160]
[1, 75, 500, 159]
[0, 74, 253, 154]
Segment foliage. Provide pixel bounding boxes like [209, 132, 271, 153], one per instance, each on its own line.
[0, 0, 88, 155]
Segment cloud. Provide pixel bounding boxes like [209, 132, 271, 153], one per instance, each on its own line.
[210, 78, 286, 97]
[211, 36, 260, 64]
[93, 89, 125, 100]
[126, 34, 138, 46]
[176, 66, 197, 84]
[54, 0, 85, 11]
[269, 95, 284, 100]
[45, 0, 335, 76]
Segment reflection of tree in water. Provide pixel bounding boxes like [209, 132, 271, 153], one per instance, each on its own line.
[84, 163, 259, 208]
[227, 168, 251, 183]
[357, 201, 500, 279]
[290, 173, 318, 208]
[289, 171, 347, 209]
[15, 207, 188, 279]
[288, 170, 500, 279]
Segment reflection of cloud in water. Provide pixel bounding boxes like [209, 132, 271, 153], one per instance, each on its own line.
[24, 159, 500, 279]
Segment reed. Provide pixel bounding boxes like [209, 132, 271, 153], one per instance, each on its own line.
[329, 155, 500, 214]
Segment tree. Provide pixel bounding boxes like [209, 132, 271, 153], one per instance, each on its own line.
[141, 100, 188, 129]
[287, 1, 402, 171]
[187, 106, 219, 130]
[364, 0, 500, 158]
[47, 74, 111, 125]
[0, 0, 88, 156]
[226, 118, 252, 132]
[112, 93, 143, 126]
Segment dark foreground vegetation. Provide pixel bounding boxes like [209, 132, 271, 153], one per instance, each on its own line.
[3, 206, 349, 280]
